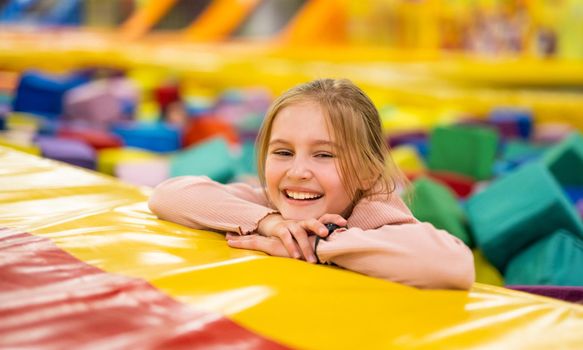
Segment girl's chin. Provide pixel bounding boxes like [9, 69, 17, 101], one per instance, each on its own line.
[279, 209, 322, 221]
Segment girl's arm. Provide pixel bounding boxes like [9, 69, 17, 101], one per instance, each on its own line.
[316, 223, 475, 290]
[148, 176, 278, 235]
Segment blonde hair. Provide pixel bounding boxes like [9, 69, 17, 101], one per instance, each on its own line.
[256, 78, 407, 206]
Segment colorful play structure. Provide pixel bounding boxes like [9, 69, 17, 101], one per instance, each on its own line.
[1, 0, 583, 348]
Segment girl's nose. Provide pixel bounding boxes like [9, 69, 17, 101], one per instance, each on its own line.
[287, 159, 312, 180]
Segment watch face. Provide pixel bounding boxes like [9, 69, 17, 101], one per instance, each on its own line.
[325, 223, 344, 236]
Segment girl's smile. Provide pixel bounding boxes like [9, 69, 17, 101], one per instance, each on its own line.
[265, 102, 353, 220]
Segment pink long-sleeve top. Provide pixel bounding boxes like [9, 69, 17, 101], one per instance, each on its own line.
[149, 176, 475, 290]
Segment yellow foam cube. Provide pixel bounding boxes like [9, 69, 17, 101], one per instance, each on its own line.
[97, 147, 160, 176]
[390, 145, 425, 174]
[473, 249, 504, 286]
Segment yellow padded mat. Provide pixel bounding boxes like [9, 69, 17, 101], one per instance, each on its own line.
[1, 146, 583, 349]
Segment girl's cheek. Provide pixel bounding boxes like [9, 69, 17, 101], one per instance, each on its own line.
[266, 161, 287, 176]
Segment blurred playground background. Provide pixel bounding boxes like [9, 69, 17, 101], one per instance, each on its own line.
[1, 0, 583, 291]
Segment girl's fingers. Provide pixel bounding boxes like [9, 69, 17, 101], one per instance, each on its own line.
[289, 224, 316, 263]
[301, 218, 328, 237]
[227, 235, 290, 258]
[228, 235, 264, 252]
[318, 214, 348, 227]
[274, 228, 302, 259]
[225, 232, 240, 240]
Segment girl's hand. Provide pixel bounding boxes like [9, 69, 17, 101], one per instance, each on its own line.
[256, 213, 348, 263]
[257, 214, 332, 263]
[226, 232, 308, 258]
[317, 214, 348, 230]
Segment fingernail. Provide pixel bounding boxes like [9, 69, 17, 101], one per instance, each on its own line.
[320, 228, 328, 235]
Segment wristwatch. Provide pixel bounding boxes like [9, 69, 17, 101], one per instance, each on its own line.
[315, 223, 345, 264]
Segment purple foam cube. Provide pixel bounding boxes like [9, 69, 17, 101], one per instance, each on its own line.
[506, 285, 583, 304]
[63, 78, 137, 129]
[116, 159, 170, 187]
[36, 136, 96, 170]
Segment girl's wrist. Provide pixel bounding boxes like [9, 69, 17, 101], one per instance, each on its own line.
[257, 213, 282, 236]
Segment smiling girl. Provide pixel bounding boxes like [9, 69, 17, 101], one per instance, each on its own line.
[149, 79, 474, 290]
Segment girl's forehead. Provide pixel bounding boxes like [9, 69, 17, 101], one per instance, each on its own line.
[273, 102, 323, 124]
[269, 104, 335, 142]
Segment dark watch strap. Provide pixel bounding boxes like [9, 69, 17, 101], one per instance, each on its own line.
[314, 236, 322, 264]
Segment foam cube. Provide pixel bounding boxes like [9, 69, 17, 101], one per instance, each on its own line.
[426, 171, 475, 198]
[533, 122, 574, 143]
[58, 127, 123, 150]
[505, 285, 583, 303]
[64, 80, 129, 129]
[12, 70, 87, 119]
[0, 100, 8, 130]
[502, 140, 547, 163]
[388, 131, 429, 158]
[235, 140, 257, 177]
[466, 163, 583, 270]
[6, 112, 40, 132]
[170, 137, 235, 183]
[473, 249, 504, 286]
[390, 145, 425, 175]
[36, 136, 96, 170]
[116, 159, 170, 187]
[505, 230, 583, 286]
[182, 116, 239, 147]
[564, 186, 583, 204]
[489, 108, 533, 139]
[97, 148, 159, 176]
[0, 134, 41, 155]
[406, 177, 472, 246]
[494, 140, 548, 176]
[542, 132, 583, 187]
[112, 122, 181, 153]
[154, 84, 181, 112]
[428, 125, 499, 180]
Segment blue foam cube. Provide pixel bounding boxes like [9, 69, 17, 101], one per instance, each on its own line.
[12, 70, 87, 119]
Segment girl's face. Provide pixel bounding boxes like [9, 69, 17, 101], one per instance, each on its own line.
[265, 102, 353, 220]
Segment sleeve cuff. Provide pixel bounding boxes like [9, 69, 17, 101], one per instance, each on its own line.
[238, 208, 279, 235]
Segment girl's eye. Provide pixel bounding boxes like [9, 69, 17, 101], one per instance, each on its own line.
[315, 153, 335, 158]
[273, 150, 293, 157]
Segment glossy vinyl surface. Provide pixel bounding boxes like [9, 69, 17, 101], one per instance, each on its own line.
[1, 146, 583, 349]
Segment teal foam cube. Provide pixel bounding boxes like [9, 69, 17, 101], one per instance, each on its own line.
[235, 140, 257, 176]
[169, 137, 235, 183]
[502, 140, 547, 163]
[406, 177, 472, 246]
[466, 162, 583, 271]
[543, 132, 583, 187]
[428, 125, 499, 180]
[505, 229, 583, 286]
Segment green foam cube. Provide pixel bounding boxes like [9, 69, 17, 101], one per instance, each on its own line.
[428, 125, 499, 180]
[466, 162, 583, 271]
[505, 230, 583, 286]
[170, 137, 235, 183]
[543, 132, 583, 187]
[406, 177, 472, 246]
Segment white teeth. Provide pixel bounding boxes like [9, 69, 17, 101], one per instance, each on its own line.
[286, 190, 322, 200]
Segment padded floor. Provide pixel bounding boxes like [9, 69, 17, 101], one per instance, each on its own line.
[1, 146, 583, 349]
